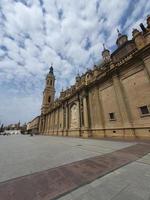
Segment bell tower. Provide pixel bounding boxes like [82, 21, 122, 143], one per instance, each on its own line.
[41, 65, 55, 114]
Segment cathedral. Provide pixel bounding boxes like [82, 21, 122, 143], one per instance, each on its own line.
[27, 15, 150, 140]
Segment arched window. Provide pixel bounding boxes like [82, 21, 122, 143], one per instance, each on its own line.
[50, 80, 52, 85]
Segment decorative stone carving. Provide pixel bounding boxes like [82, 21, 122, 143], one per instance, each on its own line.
[70, 103, 79, 129]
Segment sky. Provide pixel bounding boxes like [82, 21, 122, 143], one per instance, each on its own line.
[0, 0, 150, 125]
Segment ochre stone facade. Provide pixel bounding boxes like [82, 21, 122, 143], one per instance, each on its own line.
[29, 16, 150, 139]
[27, 116, 40, 134]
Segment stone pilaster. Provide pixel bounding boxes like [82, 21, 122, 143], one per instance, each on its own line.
[112, 75, 135, 136]
[49, 115, 52, 132]
[62, 106, 65, 133]
[57, 109, 59, 135]
[143, 55, 150, 80]
[96, 87, 105, 136]
[49, 114, 52, 133]
[78, 96, 82, 137]
[47, 115, 49, 134]
[42, 116, 46, 134]
[61, 107, 63, 135]
[53, 111, 55, 135]
[82, 95, 89, 138]
[47, 115, 50, 134]
[66, 104, 69, 136]
[38, 117, 42, 134]
[45, 115, 48, 134]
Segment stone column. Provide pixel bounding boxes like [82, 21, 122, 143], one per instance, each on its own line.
[96, 87, 105, 137]
[42, 116, 45, 134]
[143, 55, 150, 80]
[49, 114, 52, 133]
[66, 103, 69, 136]
[53, 111, 55, 135]
[49, 114, 51, 133]
[47, 115, 49, 134]
[44, 115, 47, 134]
[45, 115, 48, 134]
[62, 106, 64, 135]
[78, 96, 82, 137]
[112, 75, 135, 136]
[82, 95, 89, 138]
[97, 89, 105, 128]
[40, 118, 43, 134]
[61, 107, 64, 135]
[38, 117, 42, 134]
[57, 109, 59, 135]
[47, 115, 50, 135]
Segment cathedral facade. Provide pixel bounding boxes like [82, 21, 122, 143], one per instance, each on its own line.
[28, 15, 150, 139]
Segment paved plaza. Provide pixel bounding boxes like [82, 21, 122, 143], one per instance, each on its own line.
[0, 135, 150, 200]
[0, 135, 135, 183]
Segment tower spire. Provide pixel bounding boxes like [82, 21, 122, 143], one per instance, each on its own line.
[103, 43, 106, 50]
[49, 63, 54, 74]
[117, 29, 122, 37]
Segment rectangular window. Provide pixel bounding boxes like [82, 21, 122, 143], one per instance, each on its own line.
[139, 105, 149, 115]
[109, 112, 116, 120]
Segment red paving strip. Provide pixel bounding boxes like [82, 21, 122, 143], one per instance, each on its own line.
[0, 143, 150, 200]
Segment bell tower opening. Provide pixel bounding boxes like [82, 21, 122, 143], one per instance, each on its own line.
[48, 96, 51, 103]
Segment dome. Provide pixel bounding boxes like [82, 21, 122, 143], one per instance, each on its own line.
[116, 29, 128, 47]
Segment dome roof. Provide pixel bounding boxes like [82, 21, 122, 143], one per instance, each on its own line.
[116, 29, 128, 47]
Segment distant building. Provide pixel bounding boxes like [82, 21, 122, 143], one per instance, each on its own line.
[20, 123, 27, 134]
[27, 116, 40, 134]
[3, 122, 27, 135]
[5, 122, 20, 131]
[29, 15, 150, 139]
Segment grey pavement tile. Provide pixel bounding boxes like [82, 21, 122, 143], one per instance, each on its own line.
[73, 192, 96, 200]
[58, 194, 73, 200]
[137, 153, 150, 165]
[71, 185, 91, 199]
[88, 181, 129, 200]
[112, 183, 150, 200]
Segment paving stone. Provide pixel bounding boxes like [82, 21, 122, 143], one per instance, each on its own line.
[73, 192, 95, 200]
[71, 185, 91, 198]
[137, 153, 150, 165]
[112, 183, 150, 200]
[58, 194, 73, 200]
